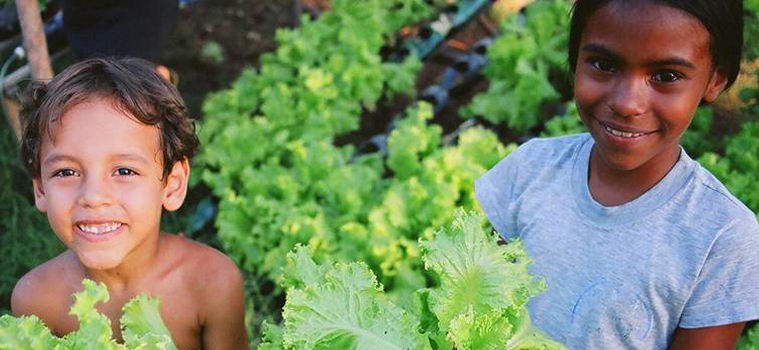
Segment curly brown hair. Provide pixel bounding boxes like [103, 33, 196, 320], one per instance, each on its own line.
[19, 57, 199, 179]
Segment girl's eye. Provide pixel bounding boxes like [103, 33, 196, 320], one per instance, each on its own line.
[115, 168, 137, 176]
[652, 70, 683, 83]
[591, 59, 617, 73]
[53, 169, 78, 178]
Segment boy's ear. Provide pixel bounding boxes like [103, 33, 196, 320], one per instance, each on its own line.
[162, 158, 190, 212]
[703, 67, 728, 104]
[32, 178, 47, 212]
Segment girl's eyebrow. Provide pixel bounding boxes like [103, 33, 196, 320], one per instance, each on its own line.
[581, 43, 696, 69]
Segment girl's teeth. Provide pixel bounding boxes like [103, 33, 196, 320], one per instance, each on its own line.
[78, 223, 121, 235]
[604, 125, 644, 138]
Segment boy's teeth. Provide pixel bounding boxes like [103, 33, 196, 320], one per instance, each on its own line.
[604, 125, 644, 138]
[77, 223, 122, 235]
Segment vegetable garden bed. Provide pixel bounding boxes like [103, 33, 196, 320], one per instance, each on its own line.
[1, 0, 758, 348]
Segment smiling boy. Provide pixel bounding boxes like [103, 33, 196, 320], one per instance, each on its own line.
[10, 58, 249, 349]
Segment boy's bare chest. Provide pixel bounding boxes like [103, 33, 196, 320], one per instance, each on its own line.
[54, 285, 203, 350]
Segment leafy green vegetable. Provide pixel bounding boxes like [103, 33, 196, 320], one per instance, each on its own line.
[269, 212, 565, 350]
[461, 0, 571, 132]
[697, 121, 759, 218]
[420, 211, 563, 349]
[679, 107, 716, 158]
[540, 102, 585, 137]
[0, 279, 176, 350]
[194, 1, 449, 343]
[281, 246, 429, 350]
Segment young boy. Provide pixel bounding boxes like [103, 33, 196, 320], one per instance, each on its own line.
[10, 57, 249, 349]
[476, 0, 758, 349]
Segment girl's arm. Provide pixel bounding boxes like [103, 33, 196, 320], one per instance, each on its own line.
[668, 322, 745, 350]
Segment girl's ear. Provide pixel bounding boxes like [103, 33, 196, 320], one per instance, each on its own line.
[32, 178, 47, 212]
[162, 158, 190, 212]
[703, 68, 728, 104]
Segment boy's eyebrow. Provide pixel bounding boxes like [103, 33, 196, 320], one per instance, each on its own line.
[43, 153, 151, 166]
[581, 43, 696, 69]
[110, 153, 151, 163]
[43, 153, 78, 166]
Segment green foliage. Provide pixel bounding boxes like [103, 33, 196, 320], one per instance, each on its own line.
[194, 0, 446, 343]
[737, 323, 759, 350]
[264, 212, 565, 350]
[540, 102, 585, 137]
[280, 246, 429, 350]
[679, 107, 716, 158]
[461, 0, 571, 132]
[739, 67, 759, 115]
[744, 1, 759, 61]
[0, 122, 64, 315]
[0, 279, 176, 349]
[697, 121, 759, 217]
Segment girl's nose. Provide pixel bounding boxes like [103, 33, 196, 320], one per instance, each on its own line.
[608, 75, 648, 118]
[76, 176, 112, 208]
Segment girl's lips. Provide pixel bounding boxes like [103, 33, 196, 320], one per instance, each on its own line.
[596, 119, 656, 147]
[74, 222, 125, 243]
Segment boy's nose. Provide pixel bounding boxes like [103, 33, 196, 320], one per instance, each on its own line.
[77, 177, 112, 208]
[608, 76, 648, 118]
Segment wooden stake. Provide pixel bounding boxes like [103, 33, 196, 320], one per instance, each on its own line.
[5, 0, 53, 139]
[15, 0, 53, 80]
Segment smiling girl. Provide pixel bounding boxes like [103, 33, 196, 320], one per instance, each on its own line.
[475, 0, 758, 349]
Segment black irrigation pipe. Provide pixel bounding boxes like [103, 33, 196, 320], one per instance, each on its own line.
[356, 34, 497, 157]
[386, 0, 494, 61]
[353, 1, 502, 157]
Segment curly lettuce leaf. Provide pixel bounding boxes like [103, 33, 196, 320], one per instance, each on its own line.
[420, 211, 565, 349]
[0, 279, 176, 350]
[0, 314, 62, 349]
[121, 295, 176, 350]
[65, 279, 119, 349]
[282, 246, 429, 350]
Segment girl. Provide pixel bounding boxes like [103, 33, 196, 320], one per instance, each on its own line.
[475, 0, 758, 349]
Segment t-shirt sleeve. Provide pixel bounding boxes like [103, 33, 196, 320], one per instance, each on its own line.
[679, 213, 759, 328]
[475, 142, 527, 241]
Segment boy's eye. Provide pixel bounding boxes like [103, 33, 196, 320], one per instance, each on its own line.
[652, 70, 683, 83]
[591, 59, 617, 73]
[53, 169, 78, 178]
[115, 168, 137, 176]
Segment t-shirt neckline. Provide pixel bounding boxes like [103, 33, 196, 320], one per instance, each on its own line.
[571, 134, 696, 226]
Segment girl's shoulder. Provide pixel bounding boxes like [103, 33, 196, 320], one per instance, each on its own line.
[484, 133, 591, 186]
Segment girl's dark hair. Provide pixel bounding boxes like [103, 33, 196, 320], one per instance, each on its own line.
[19, 57, 199, 179]
[568, 0, 744, 89]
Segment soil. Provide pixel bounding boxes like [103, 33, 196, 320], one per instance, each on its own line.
[160, 0, 297, 119]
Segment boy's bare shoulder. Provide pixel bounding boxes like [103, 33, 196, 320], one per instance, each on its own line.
[162, 233, 243, 294]
[11, 251, 84, 330]
[160, 234, 245, 328]
[161, 234, 248, 346]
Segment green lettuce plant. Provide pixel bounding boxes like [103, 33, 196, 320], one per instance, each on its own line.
[260, 211, 566, 350]
[0, 279, 176, 349]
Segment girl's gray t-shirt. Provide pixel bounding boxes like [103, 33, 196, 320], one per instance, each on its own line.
[475, 133, 759, 350]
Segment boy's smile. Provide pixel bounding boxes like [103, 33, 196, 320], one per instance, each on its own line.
[574, 1, 727, 175]
[32, 98, 183, 271]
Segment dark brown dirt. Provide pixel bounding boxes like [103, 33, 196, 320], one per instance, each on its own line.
[160, 0, 297, 119]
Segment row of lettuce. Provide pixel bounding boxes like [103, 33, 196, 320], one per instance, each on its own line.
[193, 0, 562, 347]
[196, 0, 759, 347]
